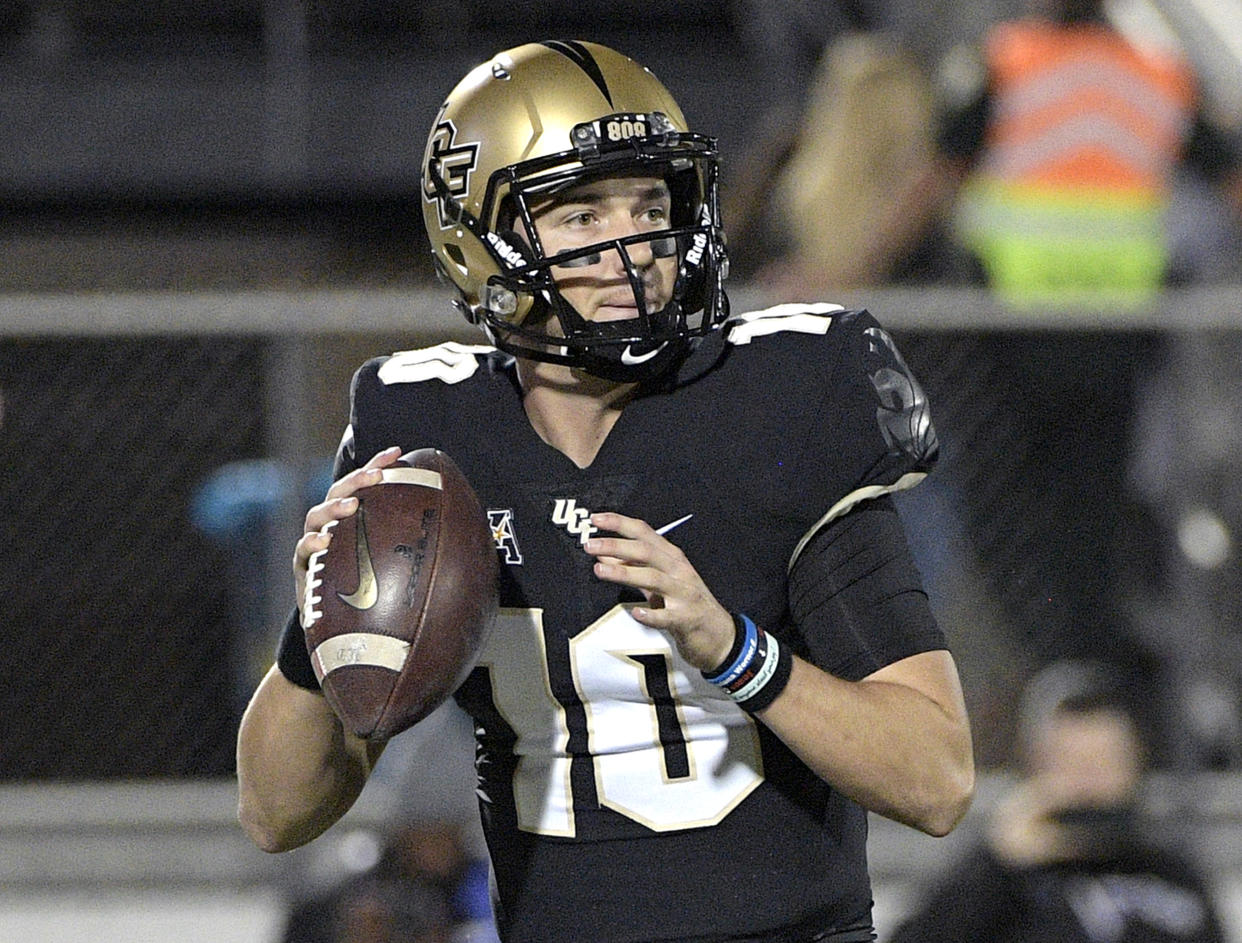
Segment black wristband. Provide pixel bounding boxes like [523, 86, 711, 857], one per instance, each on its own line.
[701, 612, 750, 681]
[276, 607, 321, 692]
[701, 613, 794, 714]
[734, 633, 793, 714]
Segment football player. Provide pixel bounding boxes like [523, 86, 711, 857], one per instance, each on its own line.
[237, 40, 975, 943]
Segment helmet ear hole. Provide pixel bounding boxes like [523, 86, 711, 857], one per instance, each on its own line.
[442, 243, 469, 277]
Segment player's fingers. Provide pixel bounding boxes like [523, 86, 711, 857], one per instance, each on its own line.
[607, 540, 697, 590]
[592, 559, 664, 594]
[586, 519, 687, 568]
[635, 596, 677, 621]
[584, 535, 652, 566]
[322, 446, 403, 502]
[303, 494, 359, 537]
[292, 530, 330, 600]
[591, 561, 690, 611]
[361, 445, 404, 470]
[590, 511, 658, 542]
[322, 468, 380, 503]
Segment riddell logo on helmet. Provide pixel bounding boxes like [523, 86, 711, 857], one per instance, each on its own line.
[486, 232, 527, 269]
[684, 232, 707, 266]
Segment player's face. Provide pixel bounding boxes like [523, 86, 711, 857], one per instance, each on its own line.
[1031, 710, 1142, 804]
[525, 176, 678, 325]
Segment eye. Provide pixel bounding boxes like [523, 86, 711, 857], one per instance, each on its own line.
[641, 205, 670, 227]
[561, 209, 596, 228]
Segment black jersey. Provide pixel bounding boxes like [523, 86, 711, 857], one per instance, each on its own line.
[334, 305, 945, 943]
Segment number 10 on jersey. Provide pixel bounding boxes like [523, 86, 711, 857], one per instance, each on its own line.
[476, 607, 765, 836]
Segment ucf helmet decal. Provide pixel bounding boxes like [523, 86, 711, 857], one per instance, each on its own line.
[423, 111, 481, 231]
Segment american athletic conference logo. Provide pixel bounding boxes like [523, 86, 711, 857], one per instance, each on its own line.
[488, 509, 523, 564]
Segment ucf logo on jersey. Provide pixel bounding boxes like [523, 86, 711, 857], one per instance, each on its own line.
[551, 498, 597, 546]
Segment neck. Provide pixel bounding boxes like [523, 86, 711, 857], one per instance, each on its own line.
[516, 358, 636, 468]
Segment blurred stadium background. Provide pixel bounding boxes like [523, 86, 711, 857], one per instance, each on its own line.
[1, 0, 1240, 940]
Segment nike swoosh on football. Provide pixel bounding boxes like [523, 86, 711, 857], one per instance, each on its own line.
[338, 508, 379, 610]
[655, 513, 694, 536]
[620, 342, 666, 365]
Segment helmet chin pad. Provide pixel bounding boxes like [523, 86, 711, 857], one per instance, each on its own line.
[484, 293, 697, 383]
[573, 324, 691, 383]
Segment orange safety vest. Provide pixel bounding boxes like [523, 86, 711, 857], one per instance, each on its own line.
[956, 20, 1198, 307]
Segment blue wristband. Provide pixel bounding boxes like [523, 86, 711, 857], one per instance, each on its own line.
[702, 613, 759, 686]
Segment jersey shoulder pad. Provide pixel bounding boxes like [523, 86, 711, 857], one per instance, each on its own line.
[376, 341, 495, 386]
[724, 303, 844, 346]
[836, 309, 938, 471]
[786, 309, 940, 564]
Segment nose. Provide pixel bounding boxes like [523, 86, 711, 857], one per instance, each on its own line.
[608, 221, 670, 274]
[614, 237, 653, 273]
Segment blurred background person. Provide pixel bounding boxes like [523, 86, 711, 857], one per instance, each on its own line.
[722, 0, 978, 288]
[727, 0, 1242, 745]
[280, 821, 492, 943]
[736, 0, 1242, 301]
[889, 659, 1228, 943]
[927, 0, 1242, 307]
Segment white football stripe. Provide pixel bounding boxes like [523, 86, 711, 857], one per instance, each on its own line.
[787, 471, 927, 571]
[311, 632, 411, 681]
[380, 468, 443, 488]
[725, 303, 841, 345]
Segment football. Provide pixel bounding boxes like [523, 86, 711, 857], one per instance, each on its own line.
[301, 448, 498, 740]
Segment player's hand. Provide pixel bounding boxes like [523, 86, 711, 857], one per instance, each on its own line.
[292, 446, 404, 616]
[987, 775, 1085, 868]
[585, 511, 735, 672]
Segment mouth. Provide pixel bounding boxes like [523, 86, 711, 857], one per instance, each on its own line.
[594, 282, 671, 321]
[594, 298, 641, 322]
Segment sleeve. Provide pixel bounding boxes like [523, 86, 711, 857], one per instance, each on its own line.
[789, 310, 939, 566]
[330, 422, 360, 481]
[275, 607, 319, 690]
[330, 359, 382, 482]
[788, 495, 945, 680]
[831, 310, 939, 483]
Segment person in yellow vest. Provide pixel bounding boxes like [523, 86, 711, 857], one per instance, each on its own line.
[940, 0, 1241, 307]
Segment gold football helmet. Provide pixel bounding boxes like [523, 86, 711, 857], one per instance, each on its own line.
[421, 40, 729, 380]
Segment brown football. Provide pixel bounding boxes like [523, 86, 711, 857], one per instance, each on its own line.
[301, 448, 498, 740]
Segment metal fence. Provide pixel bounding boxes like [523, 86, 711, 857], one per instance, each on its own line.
[0, 335, 264, 777]
[2, 285, 1239, 778]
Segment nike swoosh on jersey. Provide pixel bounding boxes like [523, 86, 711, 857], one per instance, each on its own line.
[655, 513, 694, 536]
[338, 509, 379, 610]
